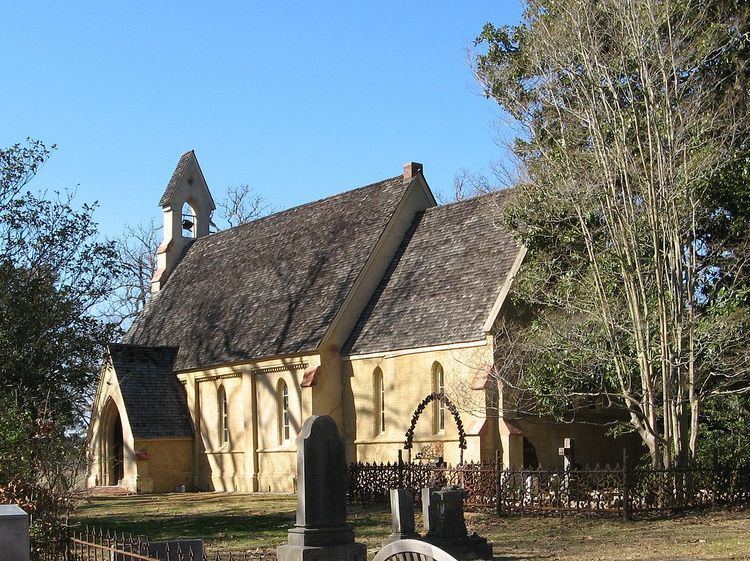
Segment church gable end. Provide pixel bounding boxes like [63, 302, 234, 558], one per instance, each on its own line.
[344, 189, 521, 356]
[108, 344, 193, 439]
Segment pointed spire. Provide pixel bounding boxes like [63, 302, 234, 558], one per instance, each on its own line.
[152, 150, 216, 293]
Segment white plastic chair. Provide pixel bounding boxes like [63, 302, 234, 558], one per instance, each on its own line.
[373, 539, 459, 561]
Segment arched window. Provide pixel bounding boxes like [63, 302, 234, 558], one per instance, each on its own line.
[373, 368, 385, 435]
[278, 380, 290, 443]
[432, 363, 445, 433]
[181, 201, 197, 238]
[218, 385, 229, 446]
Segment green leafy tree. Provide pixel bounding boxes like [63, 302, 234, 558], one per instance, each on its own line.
[0, 396, 82, 550]
[698, 395, 750, 466]
[475, 0, 750, 468]
[0, 139, 120, 542]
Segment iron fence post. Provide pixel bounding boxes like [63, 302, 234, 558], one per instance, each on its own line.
[495, 449, 503, 517]
[398, 449, 404, 489]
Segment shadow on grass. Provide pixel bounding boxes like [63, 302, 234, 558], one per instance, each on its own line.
[73, 512, 296, 546]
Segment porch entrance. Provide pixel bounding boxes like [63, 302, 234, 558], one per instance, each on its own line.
[101, 399, 125, 487]
[110, 415, 124, 485]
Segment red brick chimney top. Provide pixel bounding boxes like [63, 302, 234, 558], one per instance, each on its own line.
[403, 162, 423, 180]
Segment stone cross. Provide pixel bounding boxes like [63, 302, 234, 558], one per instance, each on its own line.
[558, 437, 575, 471]
[277, 415, 366, 561]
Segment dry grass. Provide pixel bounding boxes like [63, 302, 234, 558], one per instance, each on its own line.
[73, 493, 750, 560]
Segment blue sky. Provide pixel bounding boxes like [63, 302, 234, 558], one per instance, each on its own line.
[1, 2, 522, 237]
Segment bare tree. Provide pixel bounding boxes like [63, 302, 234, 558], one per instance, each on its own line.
[106, 220, 159, 329]
[109, 185, 270, 329]
[475, 0, 750, 468]
[217, 184, 269, 228]
[452, 169, 489, 201]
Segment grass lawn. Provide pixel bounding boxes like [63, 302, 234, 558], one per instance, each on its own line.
[73, 493, 750, 560]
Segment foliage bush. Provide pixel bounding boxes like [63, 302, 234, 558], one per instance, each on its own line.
[0, 140, 120, 548]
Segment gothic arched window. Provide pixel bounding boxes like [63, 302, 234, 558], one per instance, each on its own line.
[279, 380, 290, 443]
[373, 367, 385, 436]
[181, 201, 197, 238]
[218, 385, 229, 446]
[432, 362, 445, 433]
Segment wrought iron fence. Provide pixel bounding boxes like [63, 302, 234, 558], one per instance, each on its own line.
[35, 525, 257, 561]
[347, 459, 504, 509]
[498, 466, 625, 514]
[347, 458, 750, 517]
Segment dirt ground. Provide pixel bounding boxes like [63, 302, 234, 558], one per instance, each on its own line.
[73, 492, 750, 560]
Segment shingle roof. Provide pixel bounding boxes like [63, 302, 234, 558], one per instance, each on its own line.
[159, 151, 193, 207]
[343, 189, 520, 355]
[108, 344, 193, 439]
[126, 176, 412, 370]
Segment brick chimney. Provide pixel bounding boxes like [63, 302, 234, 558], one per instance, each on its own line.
[403, 162, 423, 181]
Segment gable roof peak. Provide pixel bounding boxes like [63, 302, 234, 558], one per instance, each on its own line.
[194, 174, 406, 241]
[343, 187, 521, 356]
[158, 150, 215, 210]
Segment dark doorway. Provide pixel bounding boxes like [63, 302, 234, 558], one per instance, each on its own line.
[111, 415, 124, 485]
[523, 436, 539, 469]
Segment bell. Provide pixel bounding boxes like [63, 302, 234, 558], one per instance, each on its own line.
[182, 219, 194, 231]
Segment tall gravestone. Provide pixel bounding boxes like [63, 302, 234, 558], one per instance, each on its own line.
[421, 487, 439, 534]
[277, 415, 366, 561]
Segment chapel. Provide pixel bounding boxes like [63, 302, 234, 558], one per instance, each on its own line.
[86, 151, 626, 493]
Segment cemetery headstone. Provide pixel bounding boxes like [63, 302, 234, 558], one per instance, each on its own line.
[558, 437, 579, 501]
[421, 487, 492, 560]
[277, 415, 366, 561]
[421, 487, 439, 534]
[383, 489, 420, 545]
[0, 505, 30, 561]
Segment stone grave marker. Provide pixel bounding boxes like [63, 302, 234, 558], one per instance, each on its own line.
[277, 415, 366, 561]
[421, 486, 492, 560]
[421, 487, 438, 534]
[0, 504, 30, 561]
[383, 489, 420, 545]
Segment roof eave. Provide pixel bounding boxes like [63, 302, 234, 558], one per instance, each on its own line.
[319, 174, 436, 352]
[343, 337, 488, 361]
[481, 245, 527, 333]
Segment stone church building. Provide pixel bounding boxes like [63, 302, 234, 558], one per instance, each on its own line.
[86, 151, 625, 493]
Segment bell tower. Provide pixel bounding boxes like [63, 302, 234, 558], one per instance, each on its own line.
[151, 150, 215, 293]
